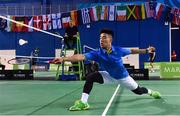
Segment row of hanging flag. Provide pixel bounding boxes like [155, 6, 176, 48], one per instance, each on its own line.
[0, 1, 180, 32]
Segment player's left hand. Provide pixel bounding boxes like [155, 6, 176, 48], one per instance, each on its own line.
[147, 46, 156, 53]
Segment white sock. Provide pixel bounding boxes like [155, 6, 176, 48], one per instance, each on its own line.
[147, 89, 152, 95]
[81, 93, 89, 103]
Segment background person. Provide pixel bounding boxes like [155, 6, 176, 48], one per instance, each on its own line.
[64, 21, 79, 49]
[148, 45, 156, 72]
[171, 50, 177, 62]
[30, 48, 40, 71]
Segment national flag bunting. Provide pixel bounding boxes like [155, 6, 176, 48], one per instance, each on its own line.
[70, 10, 78, 26]
[108, 5, 115, 21]
[33, 15, 43, 31]
[155, 3, 165, 20]
[52, 13, 62, 29]
[172, 8, 180, 26]
[42, 14, 52, 30]
[6, 16, 14, 32]
[81, 8, 91, 24]
[27, 16, 33, 32]
[127, 5, 139, 20]
[116, 5, 127, 21]
[0, 17, 7, 31]
[61, 12, 71, 28]
[11, 16, 29, 32]
[145, 2, 155, 18]
[89, 6, 99, 22]
[100, 5, 108, 20]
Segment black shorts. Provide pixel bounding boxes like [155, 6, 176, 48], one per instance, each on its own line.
[31, 58, 37, 65]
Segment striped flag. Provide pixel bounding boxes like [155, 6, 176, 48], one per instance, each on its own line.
[101, 5, 108, 20]
[172, 8, 180, 26]
[42, 14, 52, 30]
[70, 10, 78, 26]
[116, 5, 127, 21]
[52, 13, 62, 29]
[81, 8, 91, 24]
[96, 6, 102, 20]
[61, 12, 71, 28]
[108, 5, 115, 21]
[155, 3, 165, 20]
[89, 6, 98, 22]
[140, 4, 146, 20]
[27, 16, 33, 32]
[164, 6, 172, 22]
[33, 15, 43, 31]
[145, 2, 155, 18]
[6, 16, 14, 32]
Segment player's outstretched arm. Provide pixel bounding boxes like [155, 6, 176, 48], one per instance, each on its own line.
[130, 46, 155, 54]
[51, 54, 85, 64]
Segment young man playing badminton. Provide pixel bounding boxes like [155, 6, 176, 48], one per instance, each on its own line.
[52, 29, 161, 111]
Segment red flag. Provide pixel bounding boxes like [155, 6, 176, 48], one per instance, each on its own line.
[42, 14, 52, 30]
[33, 16, 43, 31]
[172, 8, 180, 26]
[155, 3, 164, 20]
[70, 10, 78, 26]
[12, 16, 28, 32]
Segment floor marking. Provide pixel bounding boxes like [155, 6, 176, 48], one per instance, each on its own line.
[102, 84, 120, 116]
[118, 94, 180, 97]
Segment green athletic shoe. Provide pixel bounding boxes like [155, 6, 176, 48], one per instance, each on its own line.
[150, 91, 161, 99]
[69, 100, 90, 111]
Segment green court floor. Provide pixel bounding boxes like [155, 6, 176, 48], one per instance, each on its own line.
[0, 80, 180, 115]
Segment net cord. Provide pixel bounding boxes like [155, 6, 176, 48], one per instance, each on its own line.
[0, 15, 64, 60]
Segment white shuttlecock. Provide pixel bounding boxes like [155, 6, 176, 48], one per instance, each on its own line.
[19, 39, 28, 46]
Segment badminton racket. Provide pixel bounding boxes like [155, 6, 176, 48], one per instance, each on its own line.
[7, 57, 58, 65]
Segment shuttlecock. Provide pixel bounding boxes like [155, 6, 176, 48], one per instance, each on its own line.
[19, 39, 28, 46]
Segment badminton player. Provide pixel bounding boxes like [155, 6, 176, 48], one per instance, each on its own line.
[52, 29, 161, 111]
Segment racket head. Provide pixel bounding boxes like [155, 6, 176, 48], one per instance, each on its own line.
[8, 58, 31, 65]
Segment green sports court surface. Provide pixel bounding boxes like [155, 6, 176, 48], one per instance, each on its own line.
[0, 80, 180, 115]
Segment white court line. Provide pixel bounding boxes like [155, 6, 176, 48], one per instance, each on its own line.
[102, 84, 120, 116]
[0, 83, 64, 85]
[118, 94, 180, 97]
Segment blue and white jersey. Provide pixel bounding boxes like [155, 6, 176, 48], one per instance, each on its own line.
[84, 46, 131, 79]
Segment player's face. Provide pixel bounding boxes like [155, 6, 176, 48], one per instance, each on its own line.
[100, 33, 112, 49]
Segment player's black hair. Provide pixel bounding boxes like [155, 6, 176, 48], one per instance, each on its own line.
[100, 29, 114, 37]
[34, 48, 40, 53]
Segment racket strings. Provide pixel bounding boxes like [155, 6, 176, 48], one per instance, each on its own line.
[6, 55, 61, 65]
